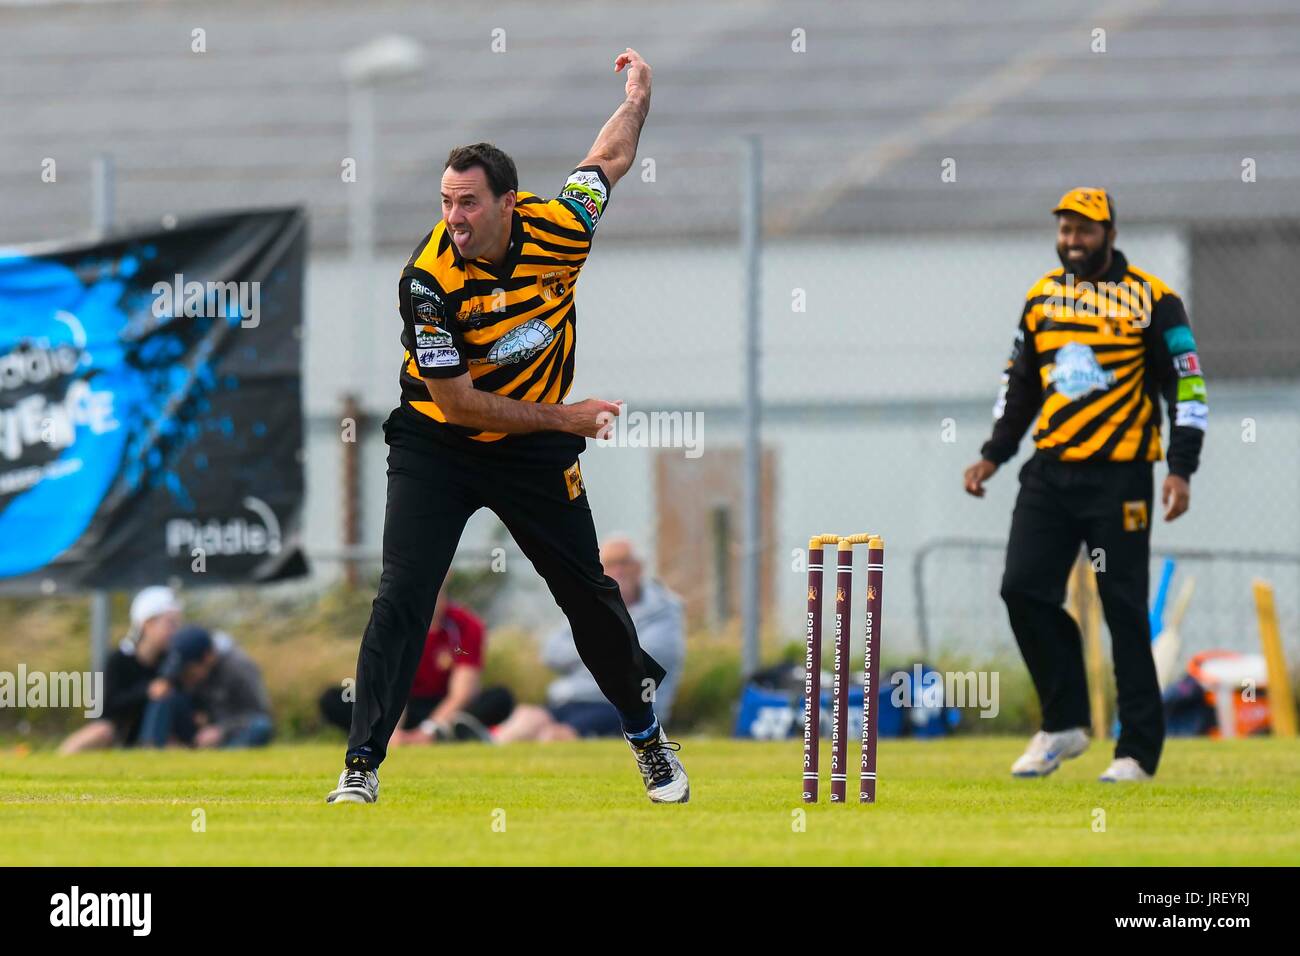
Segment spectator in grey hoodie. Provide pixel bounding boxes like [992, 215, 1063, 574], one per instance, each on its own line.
[138, 626, 273, 748]
[496, 535, 686, 741]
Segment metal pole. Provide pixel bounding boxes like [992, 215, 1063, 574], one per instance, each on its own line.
[740, 136, 762, 678]
[91, 153, 116, 672]
[341, 393, 362, 588]
[346, 83, 376, 264]
[344, 81, 376, 588]
[90, 592, 111, 674]
[347, 80, 376, 370]
[91, 153, 114, 237]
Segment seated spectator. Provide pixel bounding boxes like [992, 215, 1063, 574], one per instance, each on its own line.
[59, 586, 182, 754]
[495, 535, 685, 742]
[318, 585, 513, 744]
[137, 626, 273, 748]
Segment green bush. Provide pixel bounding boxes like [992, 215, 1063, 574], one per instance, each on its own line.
[1, 590, 1160, 742]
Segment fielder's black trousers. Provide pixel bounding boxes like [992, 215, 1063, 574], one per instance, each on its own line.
[1000, 453, 1164, 775]
[346, 410, 665, 768]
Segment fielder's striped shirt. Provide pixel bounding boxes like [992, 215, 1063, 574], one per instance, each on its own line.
[981, 249, 1207, 477]
[394, 166, 610, 461]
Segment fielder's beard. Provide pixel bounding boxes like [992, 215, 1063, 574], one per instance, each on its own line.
[1057, 241, 1111, 281]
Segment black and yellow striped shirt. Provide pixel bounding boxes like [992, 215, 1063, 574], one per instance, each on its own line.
[394, 166, 611, 461]
[982, 249, 1207, 476]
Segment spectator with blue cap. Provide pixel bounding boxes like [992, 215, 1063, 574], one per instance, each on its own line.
[138, 625, 273, 748]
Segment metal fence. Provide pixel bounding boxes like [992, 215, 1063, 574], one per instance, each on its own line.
[915, 537, 1300, 666]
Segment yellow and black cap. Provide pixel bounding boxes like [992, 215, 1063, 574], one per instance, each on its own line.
[1053, 187, 1114, 224]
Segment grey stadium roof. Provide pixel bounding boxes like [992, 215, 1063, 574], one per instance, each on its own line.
[2, 0, 1299, 248]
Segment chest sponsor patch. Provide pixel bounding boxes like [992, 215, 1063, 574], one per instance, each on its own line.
[537, 269, 570, 301]
[1174, 352, 1201, 376]
[457, 300, 492, 329]
[1049, 341, 1116, 400]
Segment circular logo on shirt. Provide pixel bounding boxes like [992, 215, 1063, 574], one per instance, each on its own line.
[486, 318, 555, 366]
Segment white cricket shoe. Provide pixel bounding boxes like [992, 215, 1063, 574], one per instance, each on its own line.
[326, 767, 379, 804]
[626, 726, 690, 803]
[1010, 727, 1090, 777]
[1099, 756, 1153, 783]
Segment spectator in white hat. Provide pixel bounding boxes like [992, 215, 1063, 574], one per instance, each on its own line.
[58, 586, 183, 753]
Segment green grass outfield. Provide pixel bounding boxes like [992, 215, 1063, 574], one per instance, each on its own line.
[2, 737, 1298, 866]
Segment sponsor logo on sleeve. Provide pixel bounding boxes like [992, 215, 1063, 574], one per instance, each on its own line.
[409, 278, 443, 306]
[416, 326, 453, 349]
[1174, 352, 1201, 376]
[408, 278, 444, 312]
[565, 169, 608, 204]
[992, 378, 1010, 421]
[417, 347, 461, 369]
[559, 169, 609, 231]
[1163, 325, 1197, 355]
[1175, 400, 1209, 431]
[415, 298, 442, 320]
[1009, 328, 1024, 359]
[1176, 375, 1207, 402]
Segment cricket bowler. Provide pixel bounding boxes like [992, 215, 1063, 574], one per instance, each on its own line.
[963, 188, 1207, 782]
[327, 48, 689, 804]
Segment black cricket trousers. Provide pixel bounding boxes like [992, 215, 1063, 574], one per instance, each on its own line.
[346, 411, 666, 768]
[1000, 453, 1164, 775]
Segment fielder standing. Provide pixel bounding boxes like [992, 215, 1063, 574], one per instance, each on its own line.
[328, 49, 689, 805]
[964, 188, 1207, 782]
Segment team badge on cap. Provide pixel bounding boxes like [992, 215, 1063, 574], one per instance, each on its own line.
[1053, 187, 1112, 223]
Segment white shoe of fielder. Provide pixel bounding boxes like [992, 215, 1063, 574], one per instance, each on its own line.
[1010, 727, 1090, 777]
[626, 725, 690, 803]
[326, 767, 379, 804]
[1099, 756, 1153, 783]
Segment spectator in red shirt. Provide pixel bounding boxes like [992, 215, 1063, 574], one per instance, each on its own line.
[320, 586, 513, 743]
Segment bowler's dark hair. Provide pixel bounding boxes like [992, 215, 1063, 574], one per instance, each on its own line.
[444, 143, 518, 197]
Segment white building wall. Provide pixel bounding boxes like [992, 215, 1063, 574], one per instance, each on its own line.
[295, 227, 1300, 657]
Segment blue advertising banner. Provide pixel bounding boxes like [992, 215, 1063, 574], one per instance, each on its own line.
[0, 208, 307, 591]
